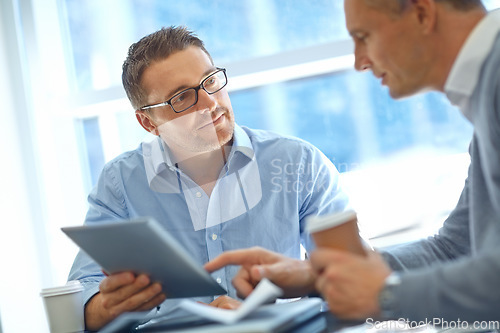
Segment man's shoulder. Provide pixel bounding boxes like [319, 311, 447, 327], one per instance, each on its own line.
[241, 126, 316, 150]
[101, 144, 144, 172]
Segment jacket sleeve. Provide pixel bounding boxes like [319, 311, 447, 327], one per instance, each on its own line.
[381, 174, 471, 271]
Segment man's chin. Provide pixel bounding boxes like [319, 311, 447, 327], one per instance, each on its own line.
[387, 82, 427, 100]
[216, 128, 234, 149]
[195, 128, 234, 153]
[388, 87, 414, 100]
[216, 119, 235, 144]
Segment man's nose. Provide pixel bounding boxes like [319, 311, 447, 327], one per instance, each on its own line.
[354, 47, 372, 72]
[195, 89, 217, 113]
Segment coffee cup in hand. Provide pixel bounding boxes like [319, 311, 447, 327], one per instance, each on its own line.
[306, 210, 366, 256]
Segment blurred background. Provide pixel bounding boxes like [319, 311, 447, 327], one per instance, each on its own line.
[2, 0, 499, 331]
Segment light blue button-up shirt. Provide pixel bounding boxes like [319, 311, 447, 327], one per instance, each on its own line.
[69, 125, 348, 316]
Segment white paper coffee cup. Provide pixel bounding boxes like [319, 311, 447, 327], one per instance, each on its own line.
[306, 210, 366, 256]
[40, 280, 84, 333]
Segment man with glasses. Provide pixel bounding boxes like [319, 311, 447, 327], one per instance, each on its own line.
[68, 26, 349, 331]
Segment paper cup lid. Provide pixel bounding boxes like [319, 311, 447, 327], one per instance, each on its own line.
[306, 210, 357, 234]
[40, 280, 84, 297]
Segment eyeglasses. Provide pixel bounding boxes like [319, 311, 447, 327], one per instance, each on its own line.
[139, 68, 227, 113]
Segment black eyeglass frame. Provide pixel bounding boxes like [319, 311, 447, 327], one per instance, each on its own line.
[139, 67, 227, 113]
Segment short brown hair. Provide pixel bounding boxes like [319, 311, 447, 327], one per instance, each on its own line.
[122, 26, 213, 110]
[364, 0, 485, 15]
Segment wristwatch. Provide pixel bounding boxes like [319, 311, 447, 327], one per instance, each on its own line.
[378, 272, 401, 319]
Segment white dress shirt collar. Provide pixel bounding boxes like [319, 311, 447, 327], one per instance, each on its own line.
[445, 9, 500, 115]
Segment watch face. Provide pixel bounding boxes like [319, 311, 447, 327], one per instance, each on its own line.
[378, 273, 401, 318]
[379, 286, 395, 307]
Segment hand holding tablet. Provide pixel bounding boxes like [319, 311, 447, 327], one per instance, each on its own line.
[62, 217, 227, 298]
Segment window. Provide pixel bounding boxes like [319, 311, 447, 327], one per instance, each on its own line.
[61, 1, 500, 243]
[3, 1, 500, 331]
[61, 0, 495, 186]
[59, 1, 493, 249]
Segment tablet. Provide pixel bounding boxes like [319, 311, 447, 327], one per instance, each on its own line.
[62, 217, 226, 298]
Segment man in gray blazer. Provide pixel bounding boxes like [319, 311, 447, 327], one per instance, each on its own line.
[207, 0, 500, 323]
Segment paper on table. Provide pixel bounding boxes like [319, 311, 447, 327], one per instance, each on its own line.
[177, 278, 284, 324]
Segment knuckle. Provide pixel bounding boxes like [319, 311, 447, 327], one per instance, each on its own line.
[324, 268, 338, 280]
[108, 308, 121, 319]
[136, 275, 150, 287]
[250, 246, 263, 252]
[145, 284, 160, 297]
[99, 280, 108, 292]
[151, 282, 162, 293]
[101, 298, 110, 308]
[122, 297, 137, 311]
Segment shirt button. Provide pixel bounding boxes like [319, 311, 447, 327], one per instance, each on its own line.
[195, 191, 202, 198]
[211, 233, 217, 241]
[216, 278, 222, 284]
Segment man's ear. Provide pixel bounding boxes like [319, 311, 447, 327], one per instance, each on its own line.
[136, 110, 159, 135]
[411, 0, 437, 34]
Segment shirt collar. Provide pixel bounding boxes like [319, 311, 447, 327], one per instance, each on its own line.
[229, 124, 255, 161]
[149, 137, 173, 174]
[147, 124, 254, 175]
[445, 9, 500, 113]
